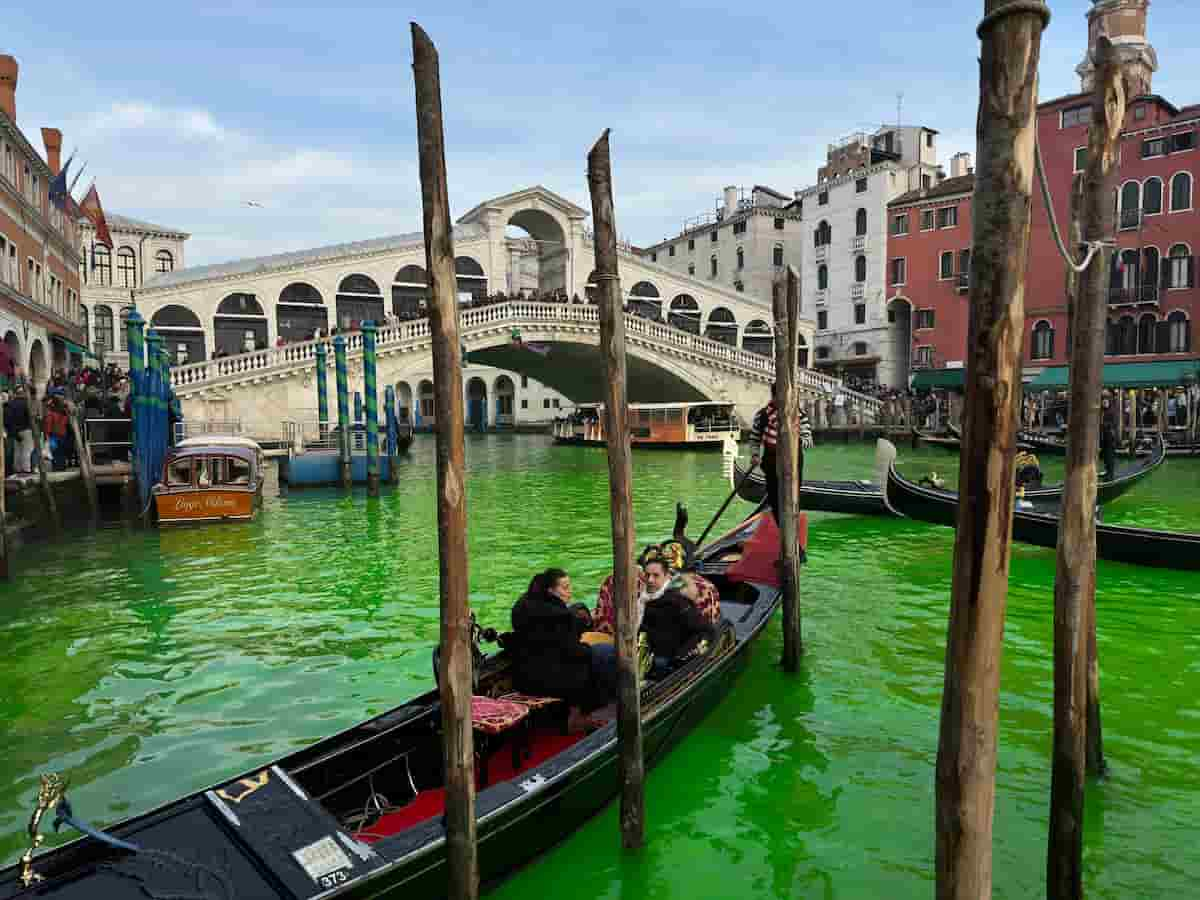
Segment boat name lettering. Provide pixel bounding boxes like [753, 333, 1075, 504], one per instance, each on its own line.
[173, 495, 239, 513]
[293, 836, 354, 885]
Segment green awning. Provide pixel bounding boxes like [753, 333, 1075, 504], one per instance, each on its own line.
[1027, 360, 1200, 390]
[52, 335, 95, 359]
[911, 368, 966, 389]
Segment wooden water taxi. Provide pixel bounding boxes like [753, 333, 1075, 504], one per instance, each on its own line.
[554, 401, 740, 450]
[152, 436, 266, 526]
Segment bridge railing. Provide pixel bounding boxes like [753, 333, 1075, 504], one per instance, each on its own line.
[168, 301, 881, 415]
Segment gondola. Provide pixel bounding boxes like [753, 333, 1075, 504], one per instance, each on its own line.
[730, 433, 1162, 515]
[2, 510, 784, 900]
[878, 437, 1198, 570]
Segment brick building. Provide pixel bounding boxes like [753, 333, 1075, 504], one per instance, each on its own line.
[0, 54, 84, 388]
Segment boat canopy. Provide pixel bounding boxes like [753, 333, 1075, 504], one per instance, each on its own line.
[177, 435, 264, 450]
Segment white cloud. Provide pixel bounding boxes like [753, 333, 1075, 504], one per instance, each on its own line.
[82, 102, 235, 144]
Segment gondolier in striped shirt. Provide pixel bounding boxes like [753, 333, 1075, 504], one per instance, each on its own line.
[749, 384, 813, 522]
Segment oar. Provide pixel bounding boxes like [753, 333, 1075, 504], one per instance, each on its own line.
[696, 461, 757, 549]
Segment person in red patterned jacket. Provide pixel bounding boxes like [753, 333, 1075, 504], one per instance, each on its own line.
[749, 384, 813, 522]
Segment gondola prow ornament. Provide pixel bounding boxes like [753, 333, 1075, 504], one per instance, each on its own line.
[19, 772, 66, 887]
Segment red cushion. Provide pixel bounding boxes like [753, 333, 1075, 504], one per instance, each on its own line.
[470, 696, 529, 735]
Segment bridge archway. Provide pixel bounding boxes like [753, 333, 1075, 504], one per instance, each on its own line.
[704, 306, 737, 346]
[742, 319, 772, 356]
[506, 209, 567, 297]
[28, 339, 47, 387]
[466, 376, 489, 430]
[336, 274, 384, 330]
[669, 294, 701, 334]
[278, 282, 327, 342]
[393, 265, 428, 319]
[152, 305, 206, 363]
[215, 292, 268, 355]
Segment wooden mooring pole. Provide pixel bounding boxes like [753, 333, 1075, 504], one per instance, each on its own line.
[1047, 35, 1124, 900]
[934, 3, 1047, 898]
[774, 266, 803, 671]
[1, 428, 7, 579]
[411, 23, 477, 900]
[25, 383, 60, 534]
[68, 404, 100, 525]
[587, 129, 644, 850]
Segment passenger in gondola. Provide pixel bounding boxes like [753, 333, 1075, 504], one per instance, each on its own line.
[1014, 450, 1042, 489]
[640, 563, 717, 676]
[510, 568, 615, 732]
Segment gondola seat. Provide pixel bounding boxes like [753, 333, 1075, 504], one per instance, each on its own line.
[593, 572, 721, 631]
[471, 696, 530, 787]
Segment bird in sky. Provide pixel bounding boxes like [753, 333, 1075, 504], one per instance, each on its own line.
[243, 200, 264, 208]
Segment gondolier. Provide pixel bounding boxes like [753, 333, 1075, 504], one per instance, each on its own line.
[748, 385, 813, 521]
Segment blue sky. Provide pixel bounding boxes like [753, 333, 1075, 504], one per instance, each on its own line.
[7, 1, 1200, 266]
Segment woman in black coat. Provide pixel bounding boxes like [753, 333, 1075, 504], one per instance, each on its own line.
[510, 568, 611, 730]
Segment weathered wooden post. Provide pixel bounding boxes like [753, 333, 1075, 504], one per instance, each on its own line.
[68, 403, 99, 524]
[315, 340, 330, 441]
[412, 23, 478, 899]
[934, 3, 1047, 899]
[24, 382, 60, 532]
[1047, 35, 1123, 899]
[1, 427, 7, 579]
[587, 128, 645, 850]
[363, 321, 381, 497]
[334, 335, 352, 490]
[774, 266, 804, 671]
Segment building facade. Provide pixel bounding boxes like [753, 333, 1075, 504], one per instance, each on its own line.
[799, 125, 943, 388]
[640, 185, 803, 326]
[78, 213, 189, 369]
[0, 54, 84, 388]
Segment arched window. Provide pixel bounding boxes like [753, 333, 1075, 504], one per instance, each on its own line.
[119, 306, 134, 351]
[817, 264, 828, 291]
[1137, 313, 1157, 354]
[215, 293, 268, 355]
[669, 294, 701, 334]
[736, 247, 745, 270]
[79, 304, 89, 351]
[280, 282, 323, 305]
[1167, 244, 1193, 290]
[454, 256, 486, 300]
[116, 246, 137, 288]
[1118, 315, 1137, 356]
[335, 274, 384, 329]
[1119, 181, 1140, 227]
[1170, 172, 1192, 212]
[151, 305, 206, 363]
[1143, 177, 1163, 215]
[94, 305, 113, 352]
[1142, 247, 1160, 300]
[855, 208, 867, 237]
[742, 319, 773, 356]
[814, 220, 831, 247]
[392, 264, 428, 318]
[1031, 320, 1054, 360]
[1168, 311, 1191, 352]
[854, 254, 867, 283]
[1112, 249, 1139, 298]
[704, 306, 737, 346]
[710, 255, 718, 278]
[154, 249, 174, 273]
[1105, 319, 1118, 356]
[93, 246, 112, 286]
[628, 281, 661, 319]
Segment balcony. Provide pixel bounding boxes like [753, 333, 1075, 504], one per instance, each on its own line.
[814, 288, 827, 306]
[1119, 208, 1140, 230]
[956, 273, 969, 293]
[814, 244, 829, 262]
[1108, 284, 1160, 305]
[850, 282, 865, 301]
[850, 234, 867, 253]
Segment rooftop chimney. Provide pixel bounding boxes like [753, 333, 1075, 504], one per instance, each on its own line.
[949, 152, 973, 179]
[0, 55, 17, 122]
[40, 127, 62, 175]
[723, 185, 738, 217]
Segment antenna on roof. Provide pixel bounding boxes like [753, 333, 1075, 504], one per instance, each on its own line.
[897, 92, 903, 130]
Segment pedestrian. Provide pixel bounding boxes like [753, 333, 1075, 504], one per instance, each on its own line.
[4, 385, 34, 474]
[1100, 402, 1118, 480]
[749, 384, 813, 523]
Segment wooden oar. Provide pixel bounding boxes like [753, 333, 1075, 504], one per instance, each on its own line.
[696, 461, 757, 550]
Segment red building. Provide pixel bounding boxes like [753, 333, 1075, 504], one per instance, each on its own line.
[892, 0, 1198, 391]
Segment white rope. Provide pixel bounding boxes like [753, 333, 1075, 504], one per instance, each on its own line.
[1034, 138, 1113, 274]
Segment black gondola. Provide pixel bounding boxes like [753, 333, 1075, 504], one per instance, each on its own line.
[730, 434, 1162, 515]
[878, 438, 1198, 570]
[2, 511, 784, 900]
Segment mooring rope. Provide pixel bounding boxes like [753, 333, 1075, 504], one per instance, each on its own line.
[1034, 139, 1115, 275]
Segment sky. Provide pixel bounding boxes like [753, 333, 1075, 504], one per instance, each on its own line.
[7, 1, 1200, 267]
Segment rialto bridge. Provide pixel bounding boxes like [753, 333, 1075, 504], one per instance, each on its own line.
[133, 186, 880, 428]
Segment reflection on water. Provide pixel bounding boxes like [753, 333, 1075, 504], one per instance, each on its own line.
[1, 435, 1197, 900]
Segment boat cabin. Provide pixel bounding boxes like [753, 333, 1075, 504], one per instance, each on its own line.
[554, 401, 740, 449]
[153, 436, 266, 525]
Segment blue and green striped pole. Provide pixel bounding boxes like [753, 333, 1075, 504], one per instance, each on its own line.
[334, 335, 351, 489]
[363, 321, 380, 495]
[384, 384, 398, 484]
[125, 311, 146, 517]
[315, 341, 329, 440]
[143, 330, 166, 516]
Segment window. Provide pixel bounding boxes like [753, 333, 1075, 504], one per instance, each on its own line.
[710, 256, 718, 278]
[814, 220, 832, 247]
[959, 249, 971, 276]
[855, 208, 867, 236]
[1137, 313, 1157, 354]
[735, 281, 745, 292]
[736, 247, 744, 270]
[166, 458, 194, 487]
[688, 238, 695, 251]
[925, 131, 934, 148]
[1167, 245, 1193, 289]
[817, 310, 828, 330]
[1119, 181, 1141, 229]
[853, 341, 868, 356]
[854, 254, 867, 283]
[914, 346, 934, 367]
[922, 174, 932, 190]
[521, 375, 528, 388]
[891, 214, 909, 236]
[1061, 104, 1092, 128]
[119, 307, 133, 350]
[855, 178, 868, 193]
[921, 209, 935, 231]
[1172, 131, 1195, 153]
[650, 252, 657, 262]
[688, 263, 695, 276]
[1142, 247, 1160, 297]
[854, 304, 866, 324]
[116, 247, 137, 288]
[1170, 172, 1192, 211]
[937, 207, 958, 228]
[521, 398, 528, 409]
[890, 257, 906, 286]
[710, 230, 718, 243]
[916, 309, 935, 330]
[816, 346, 831, 360]
[818, 191, 828, 206]
[155, 249, 174, 273]
[94, 305, 114, 351]
[543, 398, 550, 409]
[1031, 320, 1054, 360]
[668, 245, 676, 257]
[1133, 104, 1147, 121]
[1142, 137, 1167, 159]
[732, 221, 747, 236]
[772, 245, 783, 267]
[1073, 147, 1087, 173]
[774, 217, 785, 230]
[553, 398, 560, 408]
[939, 251, 954, 279]
[1143, 177, 1163, 215]
[817, 264, 828, 291]
[1168, 311, 1191, 352]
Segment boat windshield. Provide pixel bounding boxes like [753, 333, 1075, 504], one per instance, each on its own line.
[195, 455, 252, 486]
[166, 457, 194, 487]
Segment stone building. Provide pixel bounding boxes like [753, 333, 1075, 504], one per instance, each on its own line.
[0, 54, 84, 387]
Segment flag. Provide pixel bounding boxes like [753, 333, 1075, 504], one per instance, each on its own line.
[79, 184, 113, 249]
[49, 153, 73, 211]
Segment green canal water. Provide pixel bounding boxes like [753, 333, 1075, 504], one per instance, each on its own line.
[1, 435, 1197, 898]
